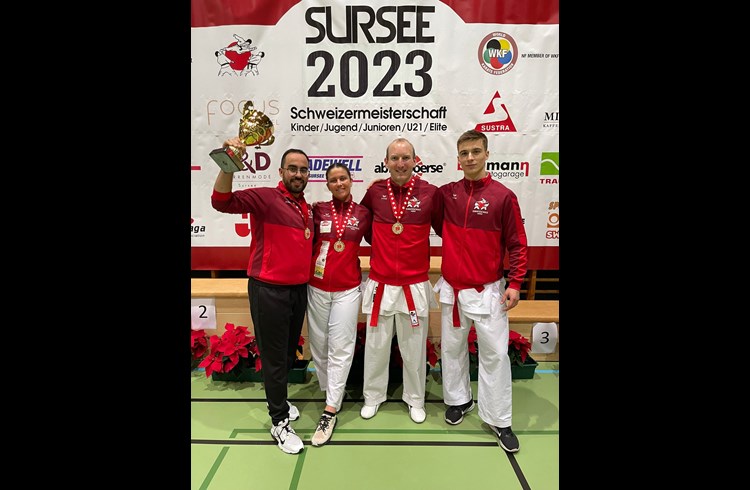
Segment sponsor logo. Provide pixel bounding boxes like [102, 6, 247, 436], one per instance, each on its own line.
[540, 151, 559, 175]
[373, 155, 445, 175]
[307, 156, 365, 182]
[546, 201, 559, 240]
[206, 98, 280, 126]
[226, 152, 275, 189]
[477, 32, 518, 76]
[543, 111, 559, 129]
[214, 34, 266, 77]
[540, 152, 559, 184]
[191, 217, 206, 237]
[235, 214, 251, 238]
[485, 160, 528, 181]
[474, 91, 516, 132]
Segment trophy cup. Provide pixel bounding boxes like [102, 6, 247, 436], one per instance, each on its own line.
[209, 100, 276, 173]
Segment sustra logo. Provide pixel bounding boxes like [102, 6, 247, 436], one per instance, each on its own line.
[474, 91, 516, 132]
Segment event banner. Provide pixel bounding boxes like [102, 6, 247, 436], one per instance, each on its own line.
[191, 0, 559, 269]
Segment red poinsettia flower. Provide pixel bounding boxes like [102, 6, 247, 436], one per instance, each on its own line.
[508, 330, 531, 365]
[467, 326, 478, 356]
[426, 338, 439, 367]
[248, 333, 305, 372]
[217, 323, 252, 372]
[296, 335, 306, 359]
[191, 329, 208, 359]
[198, 336, 226, 377]
[466, 326, 532, 367]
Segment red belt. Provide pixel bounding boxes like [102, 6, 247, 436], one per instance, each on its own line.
[370, 283, 419, 327]
[452, 286, 485, 327]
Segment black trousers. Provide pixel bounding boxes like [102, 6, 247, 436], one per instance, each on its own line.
[248, 277, 307, 425]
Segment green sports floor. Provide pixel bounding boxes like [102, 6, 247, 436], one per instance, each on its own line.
[191, 362, 559, 490]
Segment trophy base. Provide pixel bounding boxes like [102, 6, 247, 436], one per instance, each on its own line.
[209, 147, 245, 173]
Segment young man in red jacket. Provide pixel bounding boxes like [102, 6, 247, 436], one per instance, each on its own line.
[434, 129, 528, 453]
[358, 137, 444, 424]
[211, 137, 312, 455]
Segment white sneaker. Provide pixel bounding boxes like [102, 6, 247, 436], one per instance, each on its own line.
[266, 401, 300, 421]
[360, 403, 380, 419]
[408, 405, 426, 424]
[311, 413, 337, 447]
[270, 418, 304, 454]
[287, 401, 300, 421]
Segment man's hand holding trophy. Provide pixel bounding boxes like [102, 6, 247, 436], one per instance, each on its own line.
[209, 100, 276, 173]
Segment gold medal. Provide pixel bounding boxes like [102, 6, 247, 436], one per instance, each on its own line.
[386, 178, 416, 236]
[305, 228, 311, 239]
[331, 200, 354, 250]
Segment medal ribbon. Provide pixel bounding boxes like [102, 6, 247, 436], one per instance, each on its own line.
[332, 199, 354, 242]
[287, 198, 309, 233]
[386, 177, 417, 223]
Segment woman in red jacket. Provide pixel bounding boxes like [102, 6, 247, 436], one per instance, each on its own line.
[307, 162, 371, 447]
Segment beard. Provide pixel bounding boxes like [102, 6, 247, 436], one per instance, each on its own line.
[284, 176, 307, 194]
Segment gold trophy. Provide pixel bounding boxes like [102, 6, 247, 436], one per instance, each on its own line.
[209, 100, 276, 173]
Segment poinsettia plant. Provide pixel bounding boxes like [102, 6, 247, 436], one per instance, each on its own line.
[507, 330, 532, 366]
[198, 322, 306, 377]
[198, 323, 253, 377]
[191, 329, 209, 369]
[466, 325, 531, 366]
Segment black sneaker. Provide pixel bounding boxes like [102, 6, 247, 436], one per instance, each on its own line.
[491, 425, 520, 453]
[444, 400, 475, 425]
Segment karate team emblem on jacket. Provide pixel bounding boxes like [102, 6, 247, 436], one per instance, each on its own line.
[474, 198, 489, 210]
[405, 197, 421, 211]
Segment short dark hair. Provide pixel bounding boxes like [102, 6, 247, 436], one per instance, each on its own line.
[280, 148, 309, 168]
[325, 162, 351, 180]
[456, 130, 487, 152]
